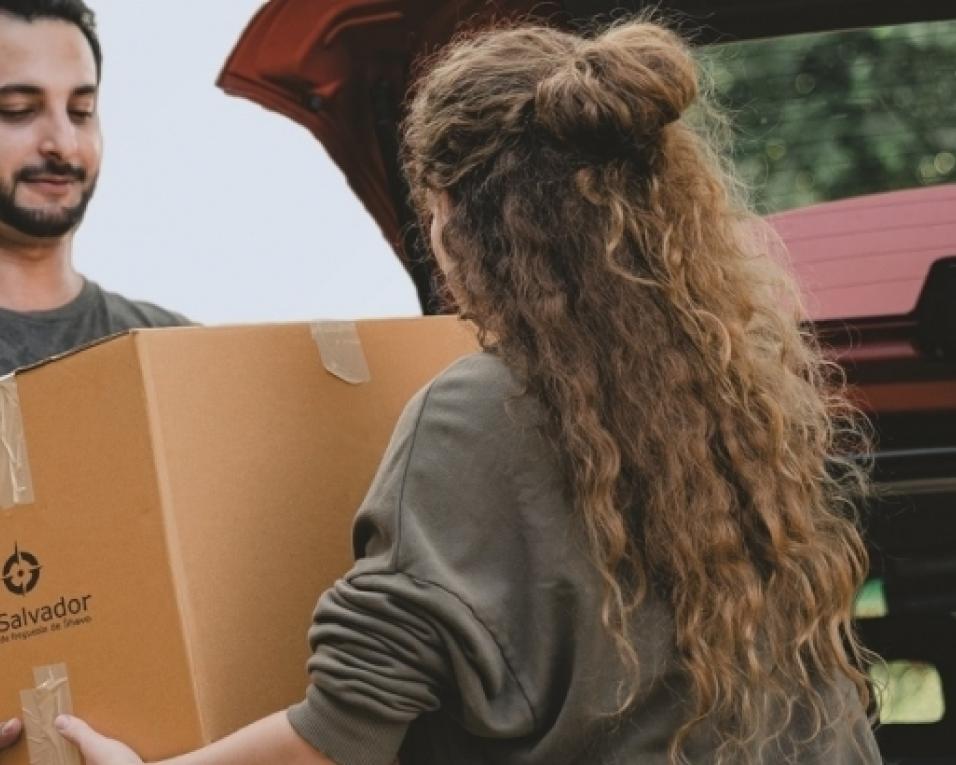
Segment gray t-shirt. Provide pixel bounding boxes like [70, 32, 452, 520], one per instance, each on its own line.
[0, 279, 189, 375]
[288, 352, 880, 765]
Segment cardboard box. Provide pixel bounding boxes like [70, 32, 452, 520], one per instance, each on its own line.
[0, 318, 478, 763]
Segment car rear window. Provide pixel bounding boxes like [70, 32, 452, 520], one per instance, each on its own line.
[700, 18, 956, 213]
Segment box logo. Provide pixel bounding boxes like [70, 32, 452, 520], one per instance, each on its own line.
[2, 543, 41, 596]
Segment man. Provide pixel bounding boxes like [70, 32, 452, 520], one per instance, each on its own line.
[0, 0, 186, 750]
[0, 0, 187, 377]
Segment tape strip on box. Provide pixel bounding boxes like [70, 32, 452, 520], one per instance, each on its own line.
[0, 375, 34, 510]
[310, 321, 372, 384]
[20, 664, 82, 765]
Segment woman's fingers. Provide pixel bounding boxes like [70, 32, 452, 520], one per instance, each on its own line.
[0, 718, 22, 749]
[54, 715, 143, 764]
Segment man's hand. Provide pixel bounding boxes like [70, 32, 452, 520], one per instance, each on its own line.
[0, 718, 22, 750]
[55, 715, 143, 765]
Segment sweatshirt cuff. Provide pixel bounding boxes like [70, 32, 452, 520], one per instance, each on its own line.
[287, 686, 410, 765]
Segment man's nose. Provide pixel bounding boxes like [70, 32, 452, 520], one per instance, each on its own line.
[38, 112, 80, 160]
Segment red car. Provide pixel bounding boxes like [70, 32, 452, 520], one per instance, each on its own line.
[219, 2, 956, 761]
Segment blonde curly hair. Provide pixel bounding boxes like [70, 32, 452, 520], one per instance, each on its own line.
[403, 17, 874, 763]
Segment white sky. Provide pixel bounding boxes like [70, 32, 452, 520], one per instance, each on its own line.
[74, 0, 423, 324]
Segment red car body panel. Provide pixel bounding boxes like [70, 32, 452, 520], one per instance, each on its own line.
[770, 185, 956, 323]
[769, 185, 956, 413]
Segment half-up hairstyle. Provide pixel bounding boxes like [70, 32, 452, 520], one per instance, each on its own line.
[403, 17, 873, 764]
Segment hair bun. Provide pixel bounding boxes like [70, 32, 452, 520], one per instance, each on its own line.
[533, 21, 698, 160]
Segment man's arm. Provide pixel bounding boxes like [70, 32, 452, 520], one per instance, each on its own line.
[55, 712, 337, 765]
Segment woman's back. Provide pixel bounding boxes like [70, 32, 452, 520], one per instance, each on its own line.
[291, 353, 880, 765]
[395, 17, 880, 763]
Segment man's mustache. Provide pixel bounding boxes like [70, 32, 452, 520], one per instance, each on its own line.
[16, 160, 87, 183]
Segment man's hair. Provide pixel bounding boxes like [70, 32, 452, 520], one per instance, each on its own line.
[0, 0, 102, 80]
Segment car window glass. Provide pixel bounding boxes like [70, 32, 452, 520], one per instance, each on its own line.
[701, 19, 956, 213]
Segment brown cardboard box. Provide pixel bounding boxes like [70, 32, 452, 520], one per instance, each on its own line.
[0, 317, 478, 763]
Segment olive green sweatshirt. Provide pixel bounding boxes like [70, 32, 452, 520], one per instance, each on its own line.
[287, 352, 880, 765]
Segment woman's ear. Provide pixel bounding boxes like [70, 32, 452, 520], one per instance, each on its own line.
[428, 191, 453, 274]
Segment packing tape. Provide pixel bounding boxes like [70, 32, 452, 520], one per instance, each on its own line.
[0, 375, 34, 510]
[20, 664, 82, 765]
[310, 321, 372, 385]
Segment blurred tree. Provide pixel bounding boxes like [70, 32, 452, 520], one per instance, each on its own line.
[700, 20, 956, 213]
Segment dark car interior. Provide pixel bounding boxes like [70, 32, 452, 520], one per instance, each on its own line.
[845, 259, 956, 764]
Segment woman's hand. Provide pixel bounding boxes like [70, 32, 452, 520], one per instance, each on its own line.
[55, 715, 144, 765]
[52, 710, 339, 765]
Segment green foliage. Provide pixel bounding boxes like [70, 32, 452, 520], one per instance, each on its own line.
[700, 20, 956, 213]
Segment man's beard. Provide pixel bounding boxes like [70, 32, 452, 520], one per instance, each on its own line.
[0, 159, 97, 238]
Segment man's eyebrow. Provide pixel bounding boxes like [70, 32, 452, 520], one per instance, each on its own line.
[0, 84, 43, 97]
[0, 84, 98, 98]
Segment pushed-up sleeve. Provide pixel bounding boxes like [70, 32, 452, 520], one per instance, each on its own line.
[288, 355, 541, 765]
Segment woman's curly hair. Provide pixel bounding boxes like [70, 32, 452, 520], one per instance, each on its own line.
[403, 17, 873, 763]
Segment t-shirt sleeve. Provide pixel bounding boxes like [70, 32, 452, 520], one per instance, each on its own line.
[287, 356, 539, 765]
[131, 301, 192, 327]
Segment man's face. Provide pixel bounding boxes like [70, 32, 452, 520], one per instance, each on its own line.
[0, 15, 101, 241]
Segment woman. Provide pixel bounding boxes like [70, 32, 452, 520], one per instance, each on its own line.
[39, 18, 880, 765]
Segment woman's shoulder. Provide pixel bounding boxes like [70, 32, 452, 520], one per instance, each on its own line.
[383, 352, 542, 457]
[431, 350, 520, 397]
[421, 351, 540, 428]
